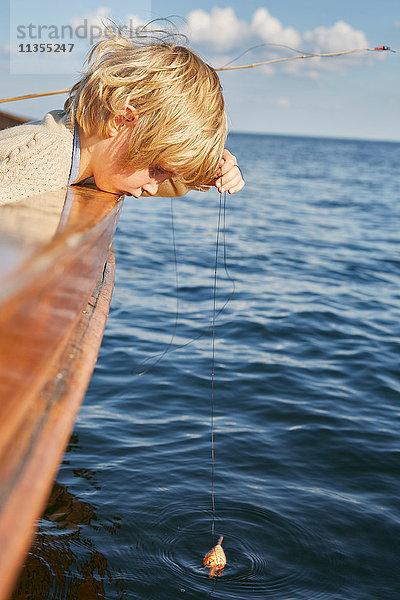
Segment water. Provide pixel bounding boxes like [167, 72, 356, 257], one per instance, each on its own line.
[13, 133, 400, 599]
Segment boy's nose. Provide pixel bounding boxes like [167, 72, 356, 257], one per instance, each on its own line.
[142, 182, 159, 196]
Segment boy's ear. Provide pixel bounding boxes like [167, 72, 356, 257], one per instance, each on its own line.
[107, 105, 138, 136]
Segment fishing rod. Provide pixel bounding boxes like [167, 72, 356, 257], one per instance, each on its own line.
[216, 45, 395, 71]
[0, 46, 395, 104]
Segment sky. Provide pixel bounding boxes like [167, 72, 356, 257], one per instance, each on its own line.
[1, 0, 399, 141]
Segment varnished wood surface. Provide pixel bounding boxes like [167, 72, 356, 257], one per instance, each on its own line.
[0, 185, 123, 600]
[0, 110, 28, 130]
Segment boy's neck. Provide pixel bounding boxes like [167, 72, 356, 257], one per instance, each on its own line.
[73, 125, 101, 183]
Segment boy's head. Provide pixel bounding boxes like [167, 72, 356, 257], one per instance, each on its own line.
[65, 27, 227, 189]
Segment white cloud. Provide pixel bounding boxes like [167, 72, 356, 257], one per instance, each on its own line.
[69, 8, 148, 49]
[69, 6, 114, 47]
[186, 7, 248, 52]
[303, 20, 369, 53]
[72, 7, 150, 35]
[71, 6, 112, 30]
[250, 8, 301, 48]
[184, 7, 372, 77]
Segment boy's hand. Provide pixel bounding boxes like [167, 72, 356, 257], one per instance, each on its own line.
[213, 149, 244, 194]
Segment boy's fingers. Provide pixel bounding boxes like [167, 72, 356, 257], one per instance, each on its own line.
[216, 169, 244, 194]
[213, 151, 244, 194]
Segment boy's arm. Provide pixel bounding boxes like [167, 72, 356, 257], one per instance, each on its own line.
[143, 149, 244, 198]
[143, 178, 210, 197]
[152, 178, 199, 197]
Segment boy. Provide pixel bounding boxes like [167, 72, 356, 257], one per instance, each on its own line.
[0, 29, 244, 205]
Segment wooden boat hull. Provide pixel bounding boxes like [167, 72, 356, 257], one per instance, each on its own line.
[0, 246, 116, 600]
[0, 110, 27, 129]
[0, 112, 123, 599]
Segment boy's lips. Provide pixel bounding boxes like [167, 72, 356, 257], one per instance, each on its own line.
[123, 192, 141, 198]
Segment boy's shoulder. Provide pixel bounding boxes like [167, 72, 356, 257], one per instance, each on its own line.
[0, 110, 75, 205]
[0, 110, 73, 151]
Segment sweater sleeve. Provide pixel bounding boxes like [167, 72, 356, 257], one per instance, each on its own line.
[0, 112, 73, 205]
[142, 178, 211, 198]
[142, 179, 190, 198]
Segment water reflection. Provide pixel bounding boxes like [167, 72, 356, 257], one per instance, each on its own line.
[11, 480, 124, 600]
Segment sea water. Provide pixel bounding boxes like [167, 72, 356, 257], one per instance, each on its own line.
[13, 133, 400, 599]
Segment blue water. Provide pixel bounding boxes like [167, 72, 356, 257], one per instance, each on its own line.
[13, 133, 400, 599]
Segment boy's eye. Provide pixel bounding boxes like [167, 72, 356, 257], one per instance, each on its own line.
[150, 165, 166, 178]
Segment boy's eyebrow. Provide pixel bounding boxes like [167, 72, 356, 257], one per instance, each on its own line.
[158, 165, 178, 178]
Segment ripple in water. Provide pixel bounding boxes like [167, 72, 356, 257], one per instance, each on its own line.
[124, 498, 345, 599]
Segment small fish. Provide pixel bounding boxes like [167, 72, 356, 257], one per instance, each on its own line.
[203, 536, 226, 578]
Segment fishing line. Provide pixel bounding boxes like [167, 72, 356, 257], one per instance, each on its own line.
[220, 42, 312, 68]
[222, 191, 235, 301]
[131, 192, 235, 376]
[210, 189, 236, 542]
[132, 197, 180, 376]
[206, 190, 227, 600]
[210, 191, 224, 540]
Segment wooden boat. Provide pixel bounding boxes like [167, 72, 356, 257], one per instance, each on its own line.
[0, 111, 123, 600]
[0, 110, 27, 129]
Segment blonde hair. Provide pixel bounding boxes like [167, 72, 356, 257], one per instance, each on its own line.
[65, 25, 227, 188]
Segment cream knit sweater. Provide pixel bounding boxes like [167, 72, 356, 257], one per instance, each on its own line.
[0, 110, 194, 205]
[0, 110, 74, 205]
